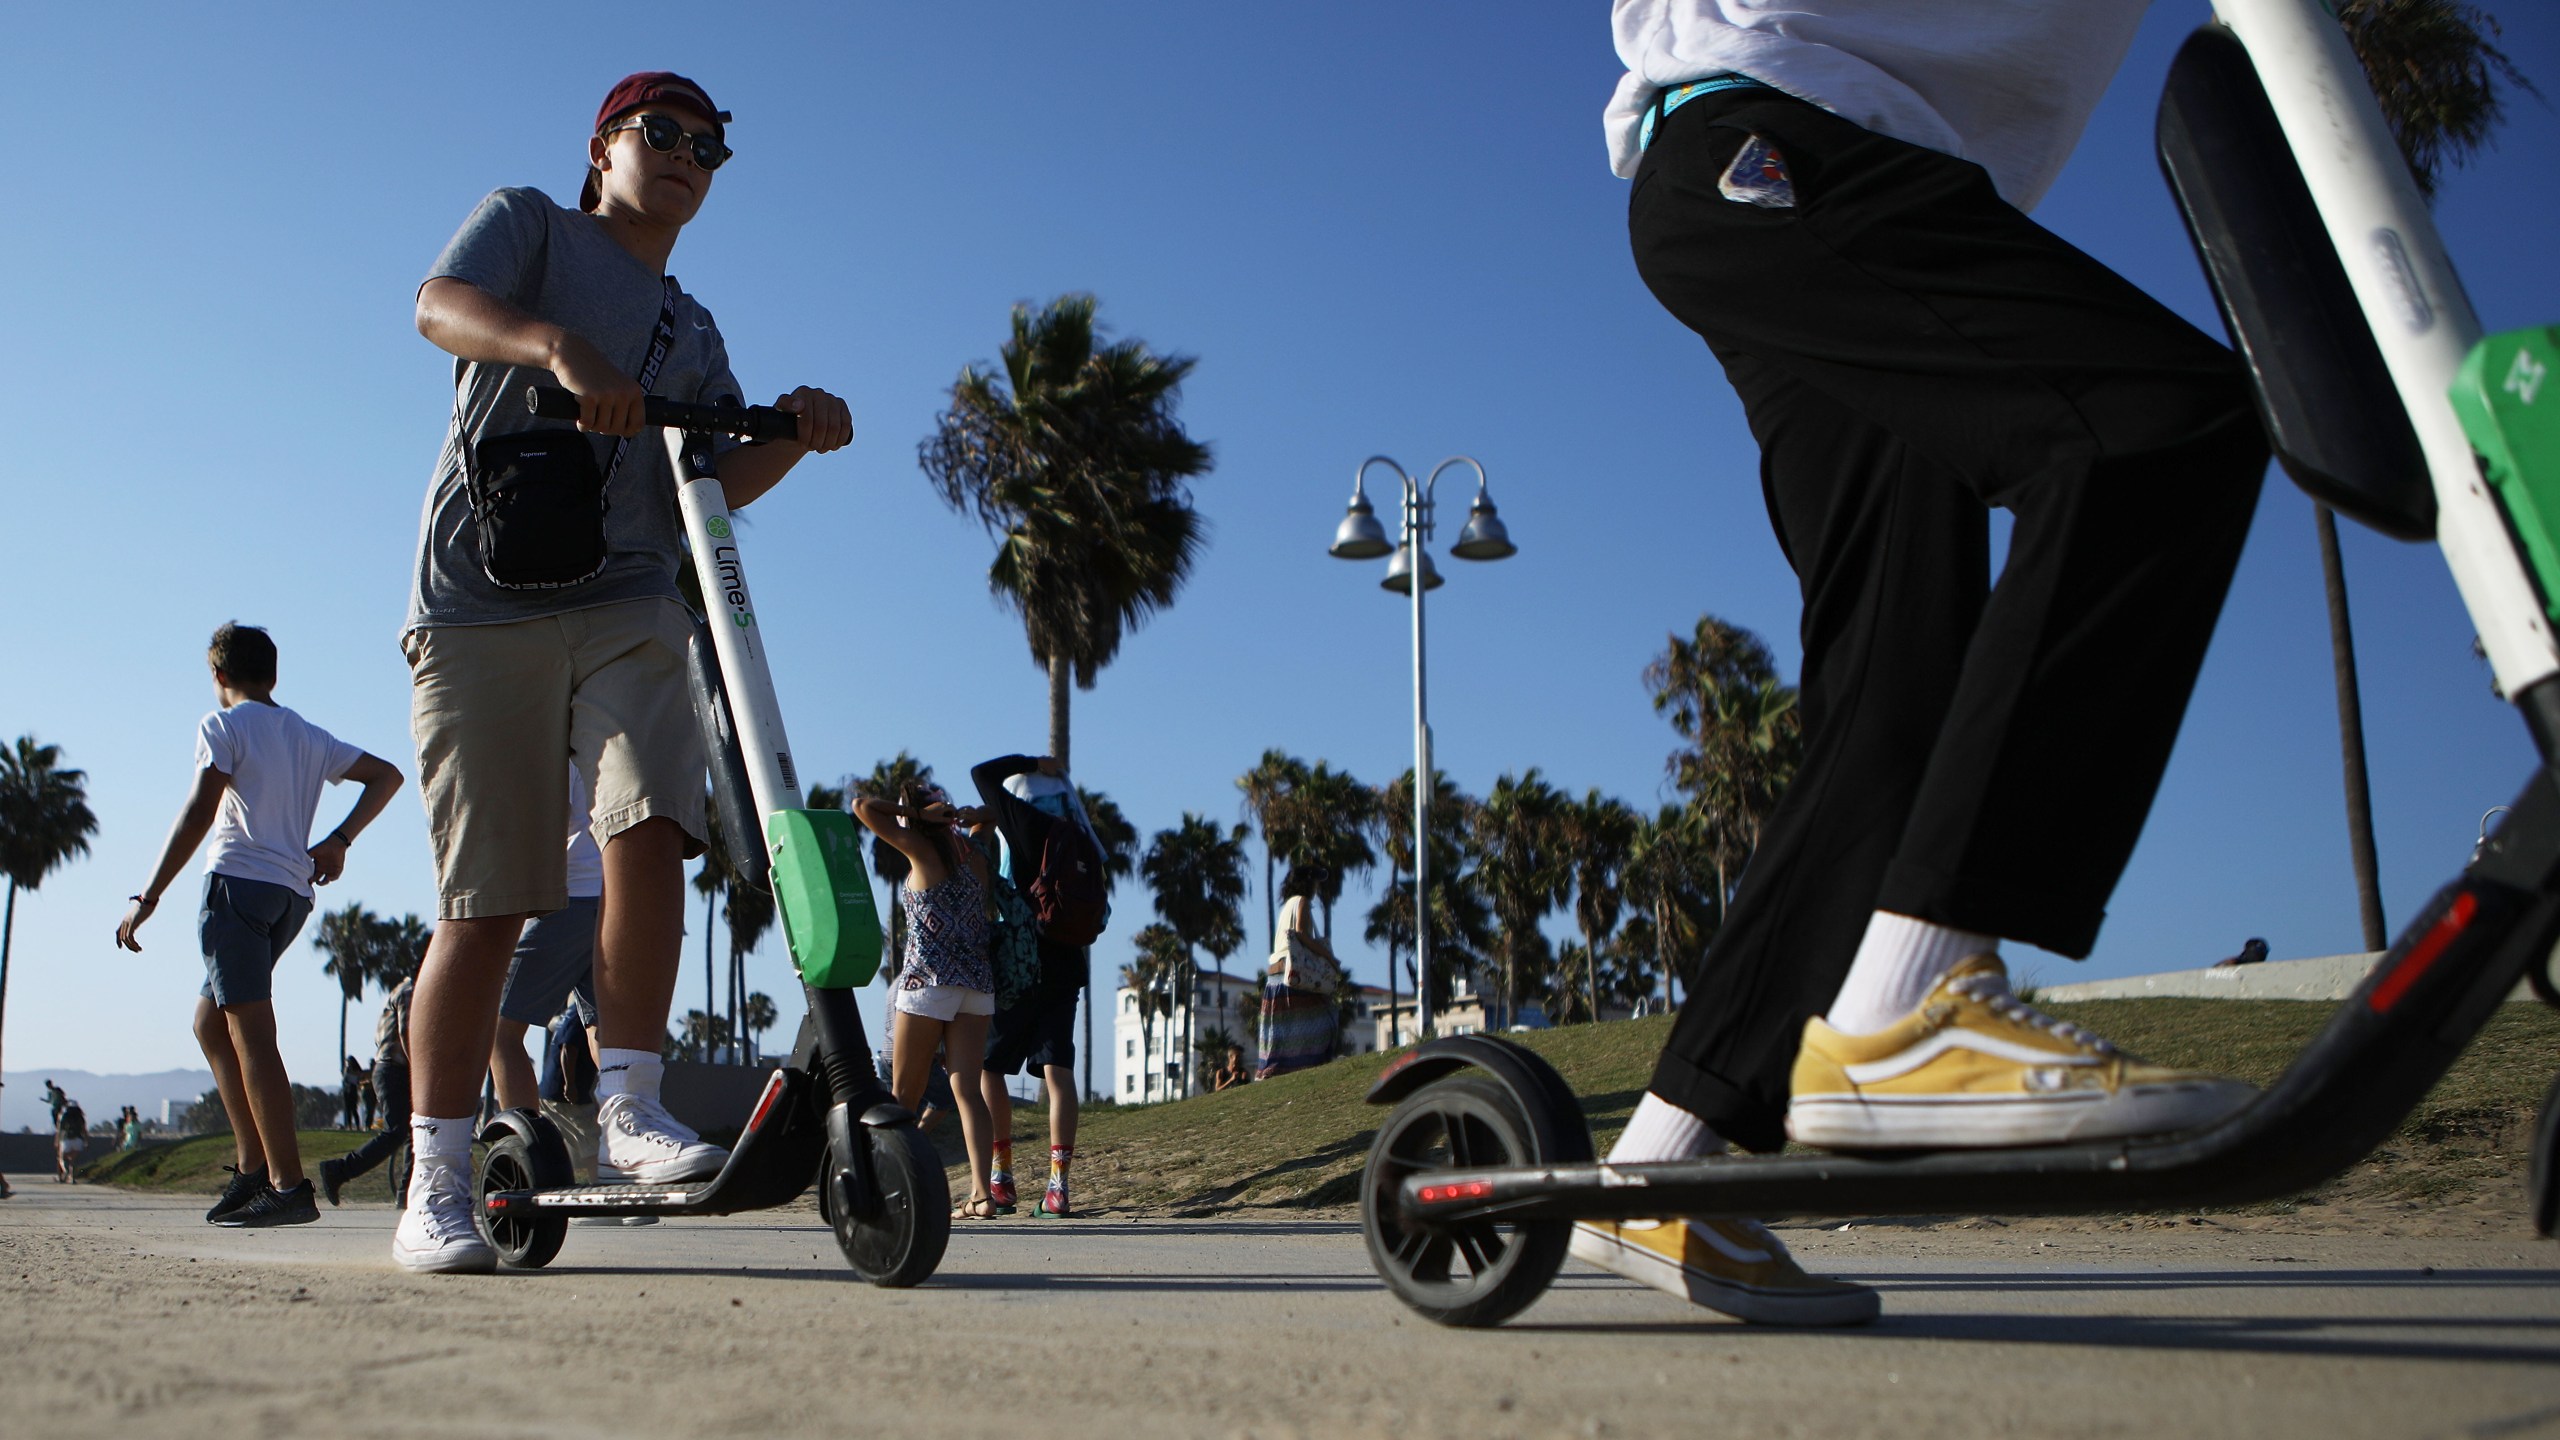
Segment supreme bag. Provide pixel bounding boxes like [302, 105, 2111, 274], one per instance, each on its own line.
[466, 430, 610, 589]
[1028, 820, 1110, 946]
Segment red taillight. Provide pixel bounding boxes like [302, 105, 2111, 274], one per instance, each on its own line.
[1415, 1180, 1494, 1205]
[746, 1071, 786, 1132]
[2368, 890, 2478, 1014]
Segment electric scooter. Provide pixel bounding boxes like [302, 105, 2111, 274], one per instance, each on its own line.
[471, 387, 951, 1287]
[1356, 0, 2560, 1327]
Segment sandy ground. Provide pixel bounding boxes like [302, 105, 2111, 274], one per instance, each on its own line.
[5, 1176, 2559, 1440]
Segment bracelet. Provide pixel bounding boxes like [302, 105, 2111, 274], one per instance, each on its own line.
[130, 894, 157, 907]
[329, 829, 353, 848]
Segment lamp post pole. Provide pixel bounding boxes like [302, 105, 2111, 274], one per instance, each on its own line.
[1332, 456, 1514, 1045]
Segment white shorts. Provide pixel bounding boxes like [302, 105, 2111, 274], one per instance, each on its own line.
[893, 983, 995, 1022]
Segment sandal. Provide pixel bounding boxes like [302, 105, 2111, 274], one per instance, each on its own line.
[953, 1194, 1003, 1220]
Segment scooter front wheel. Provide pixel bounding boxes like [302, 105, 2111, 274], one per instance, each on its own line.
[828, 1121, 950, 1287]
[1361, 1074, 1571, 1327]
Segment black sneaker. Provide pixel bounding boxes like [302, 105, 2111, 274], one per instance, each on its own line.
[318, 1157, 348, 1207]
[206, 1164, 269, 1224]
[215, 1179, 320, 1228]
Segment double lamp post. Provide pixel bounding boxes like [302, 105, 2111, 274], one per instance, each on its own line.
[1327, 457, 1517, 1042]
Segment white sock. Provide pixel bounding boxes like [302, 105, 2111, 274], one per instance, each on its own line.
[1823, 911, 1997, 1035]
[409, 1115, 472, 1166]
[594, 1049, 663, 1104]
[1606, 1093, 1726, 1164]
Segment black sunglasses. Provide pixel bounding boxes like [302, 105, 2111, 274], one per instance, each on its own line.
[603, 114, 733, 172]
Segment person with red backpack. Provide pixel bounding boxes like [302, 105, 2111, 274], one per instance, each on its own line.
[970, 753, 1108, 1217]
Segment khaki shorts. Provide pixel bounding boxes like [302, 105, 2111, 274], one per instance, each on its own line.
[405, 597, 706, 920]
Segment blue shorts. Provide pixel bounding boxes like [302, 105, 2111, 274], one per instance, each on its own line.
[198, 873, 313, 1007]
[499, 896, 599, 1027]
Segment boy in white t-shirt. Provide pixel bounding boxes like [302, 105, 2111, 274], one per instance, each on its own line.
[117, 623, 405, 1227]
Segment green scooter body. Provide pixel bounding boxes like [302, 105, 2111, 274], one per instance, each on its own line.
[2457, 325, 2560, 618]
[767, 808, 883, 988]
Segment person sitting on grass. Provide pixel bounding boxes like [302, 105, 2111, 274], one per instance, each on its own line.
[852, 782, 1001, 1220]
[117, 621, 404, 1228]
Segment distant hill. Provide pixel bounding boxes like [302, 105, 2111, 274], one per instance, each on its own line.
[3, 1069, 218, 1134]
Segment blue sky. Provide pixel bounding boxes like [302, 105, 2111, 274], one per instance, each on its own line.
[2, 1, 2555, 1092]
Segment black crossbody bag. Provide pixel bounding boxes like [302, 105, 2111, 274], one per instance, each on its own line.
[461, 274, 678, 591]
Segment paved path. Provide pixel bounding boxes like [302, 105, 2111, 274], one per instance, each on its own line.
[5, 1180, 2558, 1439]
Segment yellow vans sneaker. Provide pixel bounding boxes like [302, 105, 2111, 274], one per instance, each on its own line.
[1570, 1216, 1880, 1325]
[1787, 954, 2255, 1150]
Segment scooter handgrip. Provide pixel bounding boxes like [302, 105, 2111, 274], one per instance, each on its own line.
[524, 384, 584, 420]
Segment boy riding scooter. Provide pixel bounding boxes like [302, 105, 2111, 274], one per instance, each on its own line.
[394, 71, 850, 1274]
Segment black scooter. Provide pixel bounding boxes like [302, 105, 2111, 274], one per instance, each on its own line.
[473, 388, 949, 1286]
[1357, 0, 2560, 1327]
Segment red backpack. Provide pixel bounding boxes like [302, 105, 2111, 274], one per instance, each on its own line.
[1028, 820, 1110, 946]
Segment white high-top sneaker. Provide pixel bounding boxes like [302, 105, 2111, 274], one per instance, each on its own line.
[596, 1092, 726, 1185]
[391, 1157, 496, 1275]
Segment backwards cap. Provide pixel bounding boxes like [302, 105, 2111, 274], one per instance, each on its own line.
[580, 71, 730, 212]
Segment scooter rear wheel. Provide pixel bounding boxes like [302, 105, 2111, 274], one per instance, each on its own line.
[828, 1121, 950, 1287]
[480, 1130, 571, 1269]
[1361, 1074, 1572, 1327]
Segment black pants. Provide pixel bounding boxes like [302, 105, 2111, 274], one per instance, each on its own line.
[337, 1059, 413, 1204]
[1632, 92, 2269, 1152]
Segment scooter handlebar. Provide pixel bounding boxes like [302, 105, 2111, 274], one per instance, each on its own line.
[523, 385, 801, 443]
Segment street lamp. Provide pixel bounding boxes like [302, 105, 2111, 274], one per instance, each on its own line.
[1329, 456, 1518, 1042]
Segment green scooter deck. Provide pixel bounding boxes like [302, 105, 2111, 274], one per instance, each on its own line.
[767, 808, 882, 988]
[2456, 325, 2560, 617]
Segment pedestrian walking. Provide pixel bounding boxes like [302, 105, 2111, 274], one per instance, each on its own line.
[54, 1099, 87, 1183]
[1257, 866, 1340, 1080]
[342, 1055, 366, 1129]
[320, 973, 416, 1208]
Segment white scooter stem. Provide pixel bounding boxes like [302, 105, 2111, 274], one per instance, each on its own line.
[666, 427, 805, 832]
[2217, 0, 2557, 697]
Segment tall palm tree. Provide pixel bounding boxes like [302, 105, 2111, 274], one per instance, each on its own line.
[742, 991, 778, 1064]
[375, 913, 434, 984]
[312, 902, 384, 1067]
[1075, 785, 1139, 1102]
[0, 737, 98, 1087]
[1559, 790, 1639, 1024]
[1645, 617, 1801, 913]
[1622, 805, 1714, 1008]
[694, 807, 739, 1044]
[1281, 761, 1378, 941]
[1122, 924, 1185, 1102]
[919, 293, 1216, 768]
[1140, 814, 1248, 1098]
[723, 882, 776, 1064]
[1236, 750, 1310, 951]
[1471, 770, 1572, 1028]
[1371, 767, 1489, 1038]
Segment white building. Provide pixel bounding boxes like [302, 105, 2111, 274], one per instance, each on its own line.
[1112, 963, 1391, 1104]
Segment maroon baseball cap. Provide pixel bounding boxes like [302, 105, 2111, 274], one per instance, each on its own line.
[580, 71, 731, 212]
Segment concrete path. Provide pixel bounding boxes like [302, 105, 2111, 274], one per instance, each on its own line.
[5, 1179, 2558, 1439]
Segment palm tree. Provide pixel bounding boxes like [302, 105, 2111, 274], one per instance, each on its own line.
[1280, 762, 1378, 941]
[1370, 767, 1489, 1039]
[375, 913, 434, 984]
[1236, 749, 1310, 951]
[919, 293, 1216, 768]
[1622, 805, 1715, 1008]
[1075, 785, 1140, 1102]
[742, 991, 778, 1064]
[1645, 616, 1801, 913]
[1471, 771, 1572, 1028]
[1140, 814, 1248, 1098]
[0, 737, 98, 1087]
[312, 902, 384, 1067]
[723, 881, 776, 1064]
[1121, 924, 1185, 1102]
[1559, 790, 1639, 1024]
[694, 808, 738, 1046]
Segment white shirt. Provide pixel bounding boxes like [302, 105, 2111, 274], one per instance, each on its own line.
[1605, 0, 2153, 210]
[194, 703, 364, 896]
[565, 766, 602, 899]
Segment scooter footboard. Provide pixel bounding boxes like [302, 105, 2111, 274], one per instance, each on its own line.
[1399, 771, 2560, 1226]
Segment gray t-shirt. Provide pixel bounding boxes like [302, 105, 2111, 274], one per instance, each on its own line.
[409, 187, 745, 630]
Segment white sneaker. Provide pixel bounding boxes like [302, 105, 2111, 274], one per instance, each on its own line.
[390, 1158, 495, 1275]
[596, 1093, 726, 1185]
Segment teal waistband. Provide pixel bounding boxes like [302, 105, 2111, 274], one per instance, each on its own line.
[1638, 72, 1770, 151]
